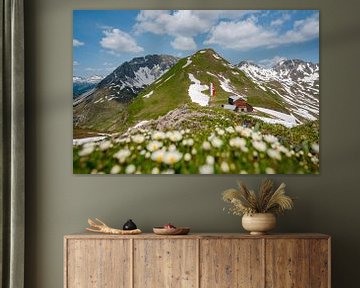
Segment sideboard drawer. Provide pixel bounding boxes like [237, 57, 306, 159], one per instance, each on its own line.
[200, 239, 263, 288]
[134, 239, 198, 288]
[66, 239, 131, 288]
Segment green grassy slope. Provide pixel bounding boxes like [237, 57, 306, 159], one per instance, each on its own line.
[128, 49, 289, 125]
[74, 48, 293, 135]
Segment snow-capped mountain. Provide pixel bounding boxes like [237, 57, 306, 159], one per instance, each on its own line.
[73, 54, 179, 130]
[97, 55, 179, 101]
[237, 60, 319, 122]
[73, 75, 104, 98]
[74, 49, 320, 133]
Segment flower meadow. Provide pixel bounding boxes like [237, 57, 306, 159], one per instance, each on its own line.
[73, 121, 319, 174]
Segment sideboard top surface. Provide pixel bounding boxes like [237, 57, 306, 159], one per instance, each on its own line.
[64, 232, 330, 240]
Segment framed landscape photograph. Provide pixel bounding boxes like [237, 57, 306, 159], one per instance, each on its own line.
[73, 10, 319, 174]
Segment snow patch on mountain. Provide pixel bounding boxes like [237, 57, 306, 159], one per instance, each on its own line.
[213, 54, 221, 60]
[238, 60, 319, 123]
[254, 107, 298, 127]
[143, 91, 154, 99]
[218, 75, 243, 98]
[182, 57, 192, 68]
[188, 73, 209, 106]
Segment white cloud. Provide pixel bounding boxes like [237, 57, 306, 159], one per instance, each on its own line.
[73, 39, 84, 47]
[100, 28, 144, 54]
[134, 10, 256, 51]
[281, 14, 319, 45]
[205, 19, 276, 50]
[270, 13, 291, 27]
[205, 13, 319, 51]
[258, 56, 287, 68]
[171, 36, 197, 51]
[135, 10, 210, 37]
[73, 61, 79, 66]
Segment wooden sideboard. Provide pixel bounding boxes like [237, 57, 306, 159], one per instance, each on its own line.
[64, 233, 330, 288]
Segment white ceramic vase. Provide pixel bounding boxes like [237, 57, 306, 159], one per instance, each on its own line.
[242, 213, 276, 235]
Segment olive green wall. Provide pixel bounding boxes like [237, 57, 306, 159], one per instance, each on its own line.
[24, 0, 360, 287]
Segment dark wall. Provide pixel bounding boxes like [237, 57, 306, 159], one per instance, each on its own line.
[24, 0, 360, 287]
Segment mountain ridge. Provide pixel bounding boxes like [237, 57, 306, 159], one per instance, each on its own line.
[73, 49, 319, 135]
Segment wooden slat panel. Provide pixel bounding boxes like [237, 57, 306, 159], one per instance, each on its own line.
[310, 239, 330, 288]
[265, 239, 310, 288]
[66, 239, 131, 288]
[133, 239, 197, 288]
[200, 239, 264, 288]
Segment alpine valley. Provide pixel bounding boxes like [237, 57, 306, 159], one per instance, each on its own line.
[73, 49, 320, 174]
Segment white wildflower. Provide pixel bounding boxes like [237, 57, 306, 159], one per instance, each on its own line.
[264, 134, 278, 144]
[163, 151, 183, 165]
[235, 125, 243, 133]
[211, 137, 223, 148]
[152, 131, 166, 140]
[151, 167, 160, 174]
[311, 143, 320, 153]
[251, 132, 262, 141]
[151, 149, 166, 163]
[184, 153, 191, 161]
[83, 141, 96, 149]
[276, 145, 290, 156]
[125, 164, 136, 174]
[99, 140, 112, 151]
[311, 156, 319, 164]
[147, 140, 163, 152]
[202, 141, 211, 150]
[252, 140, 267, 152]
[206, 155, 215, 165]
[225, 126, 235, 134]
[199, 164, 214, 174]
[131, 134, 145, 144]
[78, 145, 94, 157]
[236, 126, 252, 138]
[113, 149, 131, 163]
[182, 138, 194, 146]
[265, 167, 276, 174]
[229, 137, 246, 148]
[145, 152, 151, 159]
[267, 149, 282, 160]
[220, 162, 230, 173]
[110, 165, 121, 174]
[191, 148, 197, 155]
[216, 128, 225, 135]
[167, 131, 183, 142]
[168, 144, 177, 152]
[140, 150, 146, 155]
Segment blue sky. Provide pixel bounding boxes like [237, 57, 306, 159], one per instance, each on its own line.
[73, 10, 319, 77]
